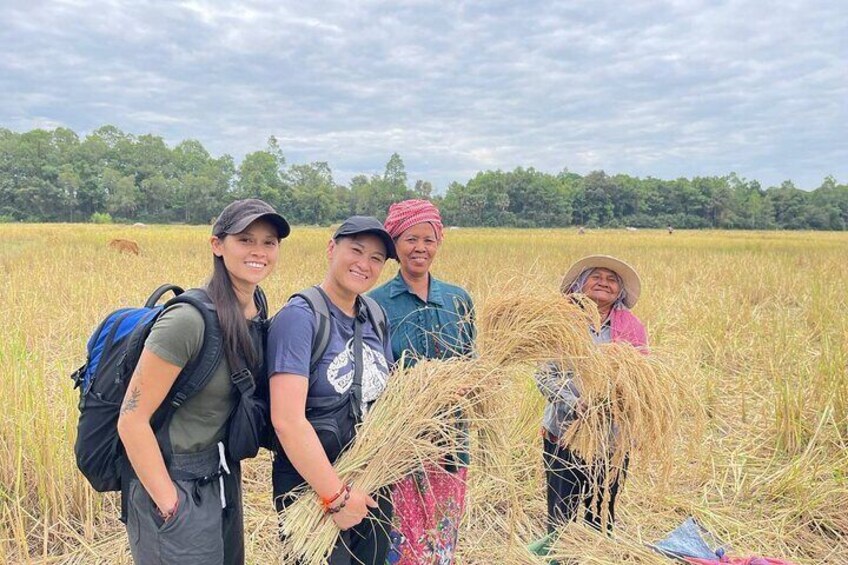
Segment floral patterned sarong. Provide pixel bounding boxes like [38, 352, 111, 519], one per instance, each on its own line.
[386, 464, 468, 565]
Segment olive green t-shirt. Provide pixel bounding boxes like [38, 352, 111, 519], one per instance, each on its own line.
[145, 303, 233, 454]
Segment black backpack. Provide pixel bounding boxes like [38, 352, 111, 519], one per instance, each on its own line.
[72, 284, 269, 493]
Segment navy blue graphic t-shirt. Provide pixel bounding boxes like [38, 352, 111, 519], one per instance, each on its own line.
[266, 296, 393, 415]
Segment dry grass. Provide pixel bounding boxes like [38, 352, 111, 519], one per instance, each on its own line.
[1, 225, 846, 564]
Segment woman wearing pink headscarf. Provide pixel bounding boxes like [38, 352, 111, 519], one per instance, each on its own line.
[369, 200, 475, 565]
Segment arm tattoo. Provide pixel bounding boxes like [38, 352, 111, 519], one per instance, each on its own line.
[120, 386, 141, 415]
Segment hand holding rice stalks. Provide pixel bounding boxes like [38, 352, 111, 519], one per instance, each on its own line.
[278, 358, 502, 563]
[560, 344, 680, 473]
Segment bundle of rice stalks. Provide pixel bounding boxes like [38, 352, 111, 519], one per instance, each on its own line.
[549, 344, 680, 531]
[461, 285, 682, 555]
[462, 364, 532, 467]
[561, 344, 680, 465]
[477, 286, 598, 366]
[278, 358, 503, 564]
[454, 362, 551, 564]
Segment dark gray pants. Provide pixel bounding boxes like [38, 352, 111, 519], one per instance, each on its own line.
[126, 448, 243, 565]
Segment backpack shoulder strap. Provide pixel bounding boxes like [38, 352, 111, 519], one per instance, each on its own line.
[359, 295, 388, 346]
[129, 287, 224, 468]
[118, 284, 189, 388]
[159, 288, 224, 410]
[228, 286, 269, 396]
[254, 285, 269, 320]
[289, 286, 332, 374]
[144, 284, 185, 308]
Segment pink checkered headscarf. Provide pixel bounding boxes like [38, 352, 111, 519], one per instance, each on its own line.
[383, 199, 444, 241]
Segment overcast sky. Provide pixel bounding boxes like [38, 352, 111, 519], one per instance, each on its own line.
[2, 0, 846, 191]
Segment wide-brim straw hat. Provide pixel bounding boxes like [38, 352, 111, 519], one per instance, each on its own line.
[560, 254, 641, 308]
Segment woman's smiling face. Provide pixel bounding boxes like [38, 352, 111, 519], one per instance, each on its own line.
[580, 267, 622, 310]
[211, 218, 280, 288]
[395, 222, 440, 279]
[327, 234, 388, 295]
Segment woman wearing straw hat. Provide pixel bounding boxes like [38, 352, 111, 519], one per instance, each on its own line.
[369, 199, 475, 565]
[536, 254, 647, 534]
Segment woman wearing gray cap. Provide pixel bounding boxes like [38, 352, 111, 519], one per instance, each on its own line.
[267, 216, 397, 564]
[536, 254, 647, 535]
[117, 199, 289, 565]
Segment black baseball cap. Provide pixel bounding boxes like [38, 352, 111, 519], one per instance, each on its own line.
[213, 199, 290, 239]
[333, 216, 397, 260]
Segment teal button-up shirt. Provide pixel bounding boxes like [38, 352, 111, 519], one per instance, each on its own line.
[369, 270, 476, 468]
[369, 271, 476, 369]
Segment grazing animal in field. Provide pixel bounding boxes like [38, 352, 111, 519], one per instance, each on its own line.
[626, 226, 638, 232]
[132, 222, 147, 228]
[108, 238, 140, 255]
[577, 226, 586, 235]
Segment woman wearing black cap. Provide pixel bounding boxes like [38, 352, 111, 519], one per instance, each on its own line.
[117, 199, 289, 565]
[267, 216, 397, 565]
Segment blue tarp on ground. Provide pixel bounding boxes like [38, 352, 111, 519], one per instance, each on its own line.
[649, 517, 726, 561]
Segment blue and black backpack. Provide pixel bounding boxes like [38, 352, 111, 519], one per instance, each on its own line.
[71, 284, 225, 493]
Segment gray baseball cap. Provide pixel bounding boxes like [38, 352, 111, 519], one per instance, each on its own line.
[212, 199, 290, 239]
[333, 216, 397, 260]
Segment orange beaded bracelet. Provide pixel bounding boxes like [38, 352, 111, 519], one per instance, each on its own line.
[320, 482, 349, 511]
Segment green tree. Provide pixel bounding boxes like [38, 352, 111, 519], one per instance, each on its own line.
[57, 164, 81, 222]
[442, 171, 511, 226]
[809, 176, 848, 229]
[578, 171, 615, 226]
[365, 153, 414, 218]
[139, 174, 174, 220]
[383, 152, 407, 192]
[503, 168, 571, 227]
[236, 149, 290, 211]
[349, 174, 375, 216]
[74, 132, 110, 216]
[413, 179, 433, 199]
[766, 181, 808, 229]
[289, 162, 339, 224]
[103, 168, 139, 219]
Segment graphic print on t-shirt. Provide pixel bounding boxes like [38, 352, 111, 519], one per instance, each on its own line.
[326, 338, 389, 413]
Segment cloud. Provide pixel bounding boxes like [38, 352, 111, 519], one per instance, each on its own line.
[1, 0, 845, 190]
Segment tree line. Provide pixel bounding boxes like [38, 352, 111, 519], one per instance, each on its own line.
[2, 125, 846, 230]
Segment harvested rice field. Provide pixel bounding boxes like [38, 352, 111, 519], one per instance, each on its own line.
[1, 224, 846, 564]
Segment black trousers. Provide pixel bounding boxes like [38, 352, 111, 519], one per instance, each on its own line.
[543, 437, 627, 533]
[273, 466, 393, 565]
